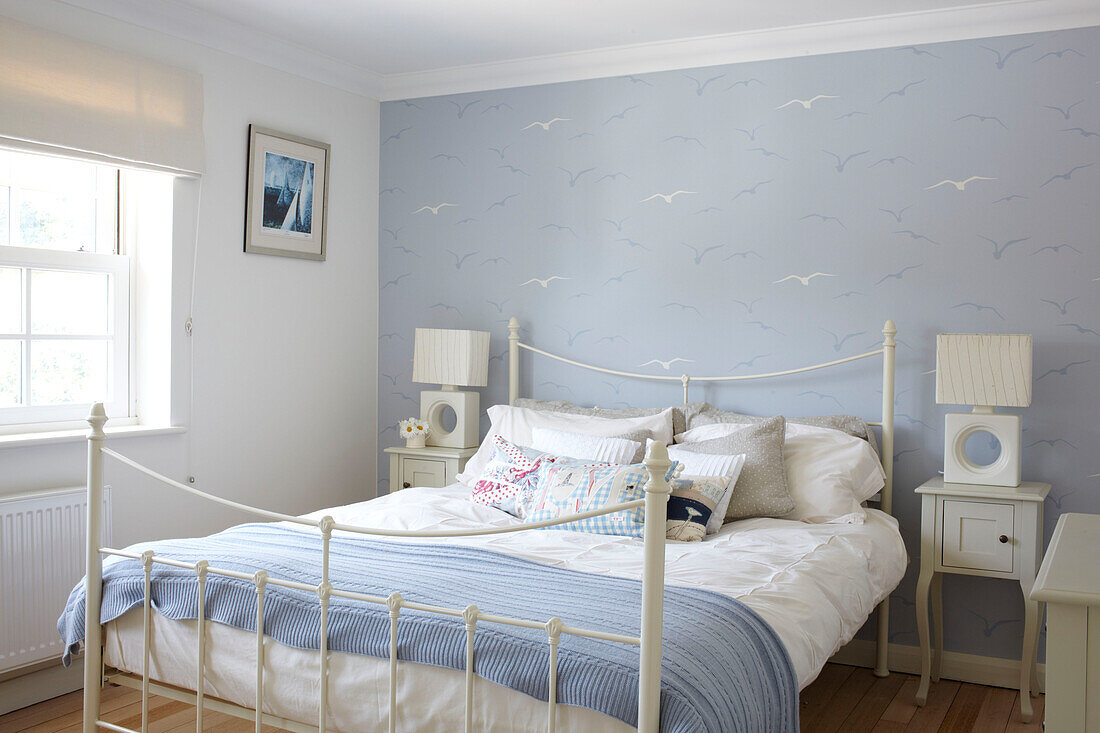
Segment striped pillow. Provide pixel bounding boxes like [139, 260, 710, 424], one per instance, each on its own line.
[529, 427, 642, 464]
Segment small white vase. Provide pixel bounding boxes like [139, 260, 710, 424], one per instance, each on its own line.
[405, 433, 427, 448]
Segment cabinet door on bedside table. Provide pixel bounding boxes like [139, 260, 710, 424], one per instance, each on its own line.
[404, 458, 446, 489]
[941, 499, 1015, 574]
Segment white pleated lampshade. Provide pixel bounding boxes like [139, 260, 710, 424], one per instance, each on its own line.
[412, 328, 490, 387]
[935, 333, 1033, 407]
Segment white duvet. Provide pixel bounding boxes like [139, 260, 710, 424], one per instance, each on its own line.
[104, 485, 907, 731]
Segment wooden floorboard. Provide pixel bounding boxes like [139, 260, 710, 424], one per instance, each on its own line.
[800, 663, 856, 729]
[879, 676, 923, 726]
[2, 663, 1048, 732]
[938, 683, 989, 731]
[905, 678, 961, 732]
[805, 666, 879, 732]
[971, 688, 1017, 733]
[1004, 693, 1044, 733]
[838, 671, 907, 733]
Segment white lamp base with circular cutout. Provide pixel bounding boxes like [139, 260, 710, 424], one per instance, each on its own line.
[943, 409, 1021, 487]
[421, 388, 480, 449]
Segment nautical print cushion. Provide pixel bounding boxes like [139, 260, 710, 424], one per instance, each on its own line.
[522, 460, 678, 537]
[666, 475, 732, 542]
[470, 435, 548, 516]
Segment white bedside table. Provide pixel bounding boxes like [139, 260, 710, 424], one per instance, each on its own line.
[1031, 512, 1100, 731]
[385, 445, 476, 491]
[913, 476, 1050, 721]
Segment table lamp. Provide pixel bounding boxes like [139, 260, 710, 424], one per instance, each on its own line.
[936, 333, 1032, 487]
[412, 328, 490, 448]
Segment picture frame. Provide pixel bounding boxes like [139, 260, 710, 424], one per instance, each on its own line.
[244, 125, 330, 261]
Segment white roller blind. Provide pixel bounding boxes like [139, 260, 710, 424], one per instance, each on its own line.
[0, 16, 205, 175]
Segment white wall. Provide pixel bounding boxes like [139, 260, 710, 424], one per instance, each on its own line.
[0, 2, 380, 546]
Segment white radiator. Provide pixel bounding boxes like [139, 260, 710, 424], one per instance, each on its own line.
[0, 486, 111, 674]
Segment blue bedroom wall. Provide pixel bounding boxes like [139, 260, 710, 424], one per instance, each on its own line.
[378, 26, 1100, 663]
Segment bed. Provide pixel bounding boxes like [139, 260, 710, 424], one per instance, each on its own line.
[61, 318, 905, 733]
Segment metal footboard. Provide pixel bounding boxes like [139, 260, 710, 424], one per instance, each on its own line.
[81, 403, 672, 733]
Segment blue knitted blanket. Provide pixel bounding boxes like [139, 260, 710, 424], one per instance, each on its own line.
[59, 523, 797, 732]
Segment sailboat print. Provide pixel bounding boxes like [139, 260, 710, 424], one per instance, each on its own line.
[281, 162, 313, 234]
[262, 152, 314, 235]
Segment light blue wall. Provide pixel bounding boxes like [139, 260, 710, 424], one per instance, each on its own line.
[379, 27, 1099, 662]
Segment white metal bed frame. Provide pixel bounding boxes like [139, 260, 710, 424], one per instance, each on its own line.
[79, 317, 897, 733]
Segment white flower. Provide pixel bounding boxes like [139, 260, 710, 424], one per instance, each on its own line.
[398, 417, 431, 436]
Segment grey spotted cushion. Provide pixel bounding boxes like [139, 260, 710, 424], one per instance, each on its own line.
[689, 407, 879, 455]
[512, 398, 711, 437]
[673, 415, 794, 520]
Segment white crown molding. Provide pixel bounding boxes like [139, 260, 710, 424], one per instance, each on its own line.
[381, 0, 1100, 101]
[55, 0, 385, 98]
[44, 0, 1100, 102]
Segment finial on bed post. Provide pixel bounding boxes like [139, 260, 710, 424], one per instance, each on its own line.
[84, 402, 108, 730]
[875, 320, 897, 679]
[639, 442, 671, 731]
[508, 317, 520, 406]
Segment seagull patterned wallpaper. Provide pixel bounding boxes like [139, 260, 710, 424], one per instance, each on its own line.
[378, 26, 1100, 663]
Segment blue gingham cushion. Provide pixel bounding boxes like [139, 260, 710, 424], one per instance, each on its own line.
[522, 460, 678, 537]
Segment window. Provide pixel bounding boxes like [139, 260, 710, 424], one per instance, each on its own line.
[0, 149, 130, 427]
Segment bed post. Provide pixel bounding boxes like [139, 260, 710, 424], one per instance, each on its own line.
[84, 402, 108, 732]
[875, 320, 897, 678]
[508, 317, 520, 406]
[639, 442, 671, 732]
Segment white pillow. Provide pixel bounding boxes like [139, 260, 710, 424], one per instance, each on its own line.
[675, 421, 885, 523]
[676, 423, 746, 443]
[457, 405, 675, 486]
[529, 427, 641, 464]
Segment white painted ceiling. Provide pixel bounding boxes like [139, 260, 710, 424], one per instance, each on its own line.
[56, 0, 1100, 98]
[129, 0, 985, 75]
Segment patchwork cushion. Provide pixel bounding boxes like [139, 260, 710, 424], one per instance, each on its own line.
[671, 416, 794, 521]
[522, 460, 678, 537]
[666, 475, 732, 542]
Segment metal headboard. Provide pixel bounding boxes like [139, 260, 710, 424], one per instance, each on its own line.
[506, 316, 898, 677]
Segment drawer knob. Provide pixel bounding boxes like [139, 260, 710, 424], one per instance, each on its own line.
[999, 534, 1009, 544]
[403, 482, 411, 489]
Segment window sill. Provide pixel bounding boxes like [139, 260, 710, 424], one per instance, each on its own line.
[0, 424, 187, 450]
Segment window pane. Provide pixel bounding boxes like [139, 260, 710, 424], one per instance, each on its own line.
[0, 267, 20, 334]
[19, 188, 97, 252]
[0, 341, 19, 407]
[30, 270, 110, 335]
[0, 184, 9, 246]
[30, 339, 108, 405]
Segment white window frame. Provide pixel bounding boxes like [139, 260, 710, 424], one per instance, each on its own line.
[0, 244, 131, 428]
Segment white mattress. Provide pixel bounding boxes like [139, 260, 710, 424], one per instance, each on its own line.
[104, 484, 907, 731]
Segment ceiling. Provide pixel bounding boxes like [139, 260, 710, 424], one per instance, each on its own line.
[143, 0, 979, 76]
[57, 0, 1100, 98]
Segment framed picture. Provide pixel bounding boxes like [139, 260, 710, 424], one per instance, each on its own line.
[244, 125, 329, 261]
